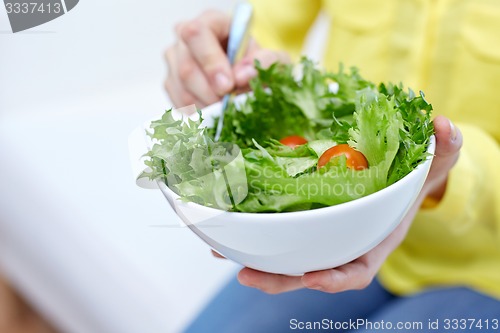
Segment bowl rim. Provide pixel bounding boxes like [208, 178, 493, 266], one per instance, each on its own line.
[157, 134, 435, 219]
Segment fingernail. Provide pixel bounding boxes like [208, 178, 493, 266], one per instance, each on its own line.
[235, 65, 257, 83]
[449, 119, 457, 141]
[215, 73, 232, 93]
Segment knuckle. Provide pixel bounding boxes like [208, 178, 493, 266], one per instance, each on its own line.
[178, 63, 195, 81]
[197, 10, 230, 37]
[202, 57, 229, 79]
[180, 20, 202, 42]
[202, 61, 222, 77]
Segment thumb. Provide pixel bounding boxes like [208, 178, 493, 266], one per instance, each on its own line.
[425, 115, 463, 194]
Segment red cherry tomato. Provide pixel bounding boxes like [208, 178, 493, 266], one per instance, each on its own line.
[317, 144, 368, 170]
[279, 135, 308, 148]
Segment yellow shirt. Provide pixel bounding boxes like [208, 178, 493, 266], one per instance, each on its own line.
[251, 0, 500, 298]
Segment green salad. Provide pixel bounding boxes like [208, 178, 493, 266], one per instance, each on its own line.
[141, 58, 433, 213]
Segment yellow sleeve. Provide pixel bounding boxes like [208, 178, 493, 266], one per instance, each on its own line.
[379, 123, 500, 298]
[250, 0, 321, 61]
[419, 123, 499, 236]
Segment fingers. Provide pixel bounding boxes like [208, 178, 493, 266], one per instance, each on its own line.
[231, 39, 260, 87]
[423, 116, 463, 197]
[237, 263, 376, 295]
[164, 10, 292, 107]
[433, 115, 463, 159]
[164, 10, 232, 107]
[179, 11, 234, 96]
[237, 268, 304, 294]
[175, 42, 220, 105]
[164, 44, 199, 107]
[298, 117, 465, 296]
[302, 259, 374, 293]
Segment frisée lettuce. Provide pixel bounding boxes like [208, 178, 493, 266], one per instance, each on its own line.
[141, 58, 433, 212]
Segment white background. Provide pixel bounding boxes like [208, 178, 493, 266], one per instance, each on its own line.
[1, 0, 235, 113]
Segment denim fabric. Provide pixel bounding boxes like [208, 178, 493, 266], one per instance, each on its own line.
[184, 277, 500, 333]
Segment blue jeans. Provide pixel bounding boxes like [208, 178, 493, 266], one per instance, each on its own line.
[185, 276, 500, 332]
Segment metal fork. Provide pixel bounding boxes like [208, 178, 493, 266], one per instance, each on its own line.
[213, 2, 253, 142]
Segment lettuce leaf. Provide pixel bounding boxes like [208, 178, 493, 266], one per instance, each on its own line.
[141, 58, 433, 212]
[141, 110, 247, 211]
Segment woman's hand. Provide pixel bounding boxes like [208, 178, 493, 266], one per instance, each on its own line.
[164, 10, 289, 108]
[236, 116, 463, 294]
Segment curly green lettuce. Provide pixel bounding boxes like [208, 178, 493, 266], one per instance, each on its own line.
[141, 58, 433, 212]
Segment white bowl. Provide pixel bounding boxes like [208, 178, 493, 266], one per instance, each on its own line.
[146, 99, 435, 275]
